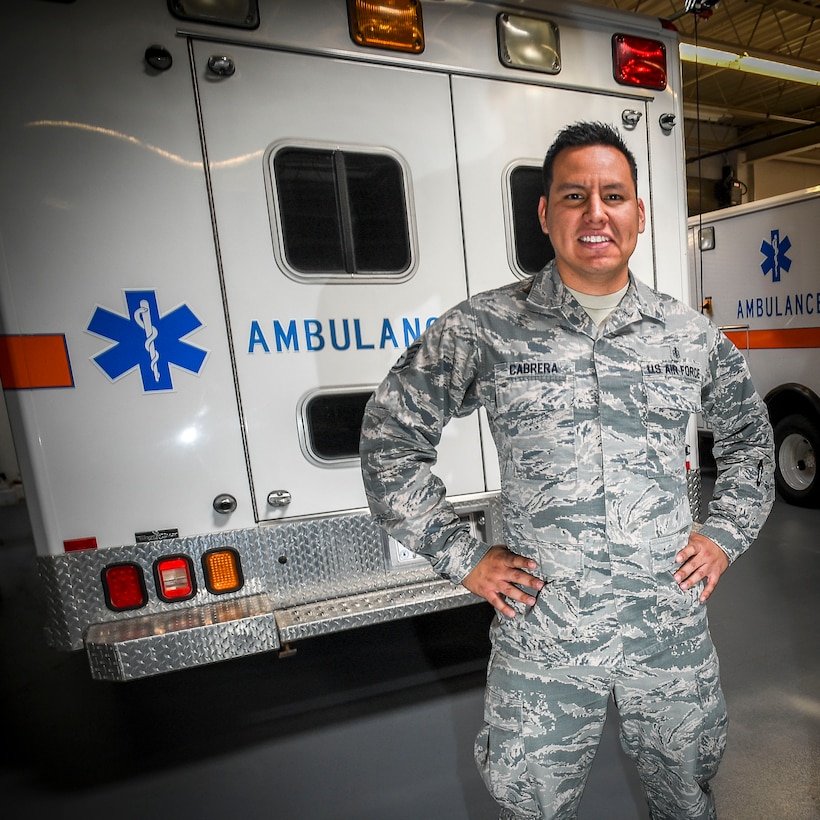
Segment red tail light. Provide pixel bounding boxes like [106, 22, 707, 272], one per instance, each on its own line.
[613, 34, 667, 90]
[102, 563, 147, 611]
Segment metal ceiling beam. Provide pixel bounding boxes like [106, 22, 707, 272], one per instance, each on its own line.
[743, 0, 820, 21]
[743, 123, 820, 161]
[685, 122, 820, 162]
[677, 33, 820, 74]
[682, 102, 816, 125]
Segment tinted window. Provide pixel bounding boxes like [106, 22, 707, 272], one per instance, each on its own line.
[509, 166, 554, 274]
[305, 390, 374, 461]
[275, 149, 344, 272]
[273, 147, 411, 277]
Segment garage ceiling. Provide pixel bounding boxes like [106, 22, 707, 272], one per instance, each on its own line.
[584, 0, 820, 166]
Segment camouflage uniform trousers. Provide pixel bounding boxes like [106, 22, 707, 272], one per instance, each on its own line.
[474, 637, 727, 820]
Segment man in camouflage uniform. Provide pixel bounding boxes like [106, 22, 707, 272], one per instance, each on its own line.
[360, 121, 774, 819]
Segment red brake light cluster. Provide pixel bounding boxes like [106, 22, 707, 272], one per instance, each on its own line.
[612, 34, 667, 90]
[101, 549, 243, 612]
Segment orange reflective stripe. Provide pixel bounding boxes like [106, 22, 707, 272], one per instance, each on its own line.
[725, 327, 820, 350]
[0, 334, 73, 389]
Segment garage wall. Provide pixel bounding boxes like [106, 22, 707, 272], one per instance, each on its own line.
[749, 159, 820, 200]
[689, 154, 820, 213]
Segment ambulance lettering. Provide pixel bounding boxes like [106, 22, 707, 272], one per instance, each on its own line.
[247, 316, 438, 353]
[736, 291, 818, 319]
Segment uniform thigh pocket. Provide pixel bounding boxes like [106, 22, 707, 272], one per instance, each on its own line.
[475, 683, 537, 817]
[694, 651, 728, 778]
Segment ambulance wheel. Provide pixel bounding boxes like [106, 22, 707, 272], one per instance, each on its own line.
[774, 414, 820, 508]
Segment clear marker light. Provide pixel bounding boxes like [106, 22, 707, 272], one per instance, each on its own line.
[154, 556, 196, 602]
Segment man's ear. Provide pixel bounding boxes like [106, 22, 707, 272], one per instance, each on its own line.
[537, 195, 549, 235]
[637, 197, 646, 234]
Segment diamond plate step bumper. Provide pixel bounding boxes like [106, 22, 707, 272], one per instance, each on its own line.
[274, 578, 478, 643]
[85, 579, 478, 681]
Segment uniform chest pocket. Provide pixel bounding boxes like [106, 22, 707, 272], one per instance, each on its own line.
[494, 365, 576, 484]
[643, 363, 702, 477]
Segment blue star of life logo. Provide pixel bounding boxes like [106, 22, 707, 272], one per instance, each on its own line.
[760, 229, 792, 283]
[87, 290, 207, 392]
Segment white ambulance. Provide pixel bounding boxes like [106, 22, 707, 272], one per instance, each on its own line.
[0, 0, 694, 680]
[690, 187, 820, 508]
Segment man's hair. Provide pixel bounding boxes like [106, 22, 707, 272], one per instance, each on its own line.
[541, 121, 638, 197]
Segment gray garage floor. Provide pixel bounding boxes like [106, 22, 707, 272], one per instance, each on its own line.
[1, 481, 818, 820]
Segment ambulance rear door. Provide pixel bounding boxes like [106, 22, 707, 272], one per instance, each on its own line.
[191, 42, 484, 521]
[451, 79, 654, 484]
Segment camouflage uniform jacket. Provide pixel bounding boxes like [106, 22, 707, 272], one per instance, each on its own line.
[360, 262, 775, 663]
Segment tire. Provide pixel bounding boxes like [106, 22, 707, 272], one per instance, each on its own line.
[773, 413, 820, 508]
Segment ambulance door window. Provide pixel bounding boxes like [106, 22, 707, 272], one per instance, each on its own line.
[274, 148, 343, 272]
[509, 165, 554, 275]
[271, 146, 412, 280]
[301, 389, 374, 464]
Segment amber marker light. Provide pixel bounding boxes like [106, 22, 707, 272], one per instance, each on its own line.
[347, 0, 424, 54]
[202, 548, 244, 594]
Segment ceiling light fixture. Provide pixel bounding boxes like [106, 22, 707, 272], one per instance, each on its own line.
[680, 43, 820, 86]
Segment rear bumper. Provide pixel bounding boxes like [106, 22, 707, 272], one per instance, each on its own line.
[85, 579, 478, 681]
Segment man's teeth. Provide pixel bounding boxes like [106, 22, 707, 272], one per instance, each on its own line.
[580, 235, 609, 243]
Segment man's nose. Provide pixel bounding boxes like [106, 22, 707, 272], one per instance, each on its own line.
[585, 194, 607, 221]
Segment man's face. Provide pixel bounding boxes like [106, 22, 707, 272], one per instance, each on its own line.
[538, 144, 645, 294]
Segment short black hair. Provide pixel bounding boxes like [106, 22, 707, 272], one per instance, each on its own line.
[541, 121, 638, 197]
